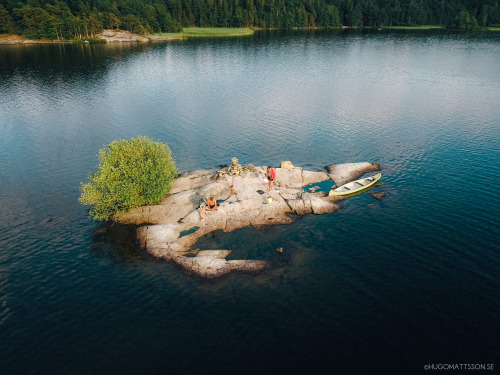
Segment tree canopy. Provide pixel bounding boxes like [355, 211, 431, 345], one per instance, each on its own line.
[1, 0, 499, 39]
[80, 137, 177, 221]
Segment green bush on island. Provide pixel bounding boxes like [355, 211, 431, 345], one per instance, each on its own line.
[80, 136, 177, 221]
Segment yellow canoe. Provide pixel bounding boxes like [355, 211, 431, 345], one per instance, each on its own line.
[329, 173, 382, 196]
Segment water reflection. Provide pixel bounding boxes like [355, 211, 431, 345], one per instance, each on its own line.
[1, 30, 499, 374]
[0, 42, 167, 92]
[90, 223, 145, 265]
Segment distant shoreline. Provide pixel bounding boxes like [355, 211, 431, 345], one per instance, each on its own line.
[2, 26, 499, 45]
[0, 28, 252, 45]
[0, 30, 176, 45]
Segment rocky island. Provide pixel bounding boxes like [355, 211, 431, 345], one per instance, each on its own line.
[0, 30, 174, 45]
[115, 160, 381, 278]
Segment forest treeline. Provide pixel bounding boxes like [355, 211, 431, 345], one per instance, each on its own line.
[1, 0, 499, 40]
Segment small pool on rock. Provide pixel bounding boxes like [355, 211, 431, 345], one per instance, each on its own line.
[179, 226, 200, 238]
[302, 179, 335, 193]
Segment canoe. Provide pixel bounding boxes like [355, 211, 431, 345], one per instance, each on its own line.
[329, 173, 381, 196]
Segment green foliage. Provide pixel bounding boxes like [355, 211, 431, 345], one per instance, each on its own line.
[3, 0, 500, 39]
[449, 9, 481, 30]
[0, 5, 17, 33]
[80, 137, 177, 221]
[122, 14, 146, 34]
[14, 6, 53, 39]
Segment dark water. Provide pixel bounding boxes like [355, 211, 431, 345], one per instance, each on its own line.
[1, 30, 499, 374]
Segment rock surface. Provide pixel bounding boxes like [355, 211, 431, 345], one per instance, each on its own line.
[97, 29, 174, 43]
[117, 161, 382, 278]
[0, 34, 38, 44]
[172, 250, 267, 278]
[0, 30, 175, 45]
[325, 162, 381, 186]
[368, 190, 386, 200]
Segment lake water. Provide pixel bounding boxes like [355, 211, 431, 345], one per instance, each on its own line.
[1, 30, 499, 374]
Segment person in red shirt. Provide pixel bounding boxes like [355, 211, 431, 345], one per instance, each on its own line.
[266, 166, 276, 192]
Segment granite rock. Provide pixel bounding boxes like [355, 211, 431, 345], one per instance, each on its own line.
[325, 162, 381, 186]
[114, 161, 380, 278]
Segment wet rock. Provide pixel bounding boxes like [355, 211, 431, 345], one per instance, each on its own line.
[308, 196, 340, 215]
[40, 217, 68, 226]
[323, 195, 345, 203]
[173, 254, 231, 278]
[96, 227, 107, 234]
[196, 250, 232, 258]
[171, 252, 267, 278]
[227, 260, 267, 272]
[368, 190, 386, 201]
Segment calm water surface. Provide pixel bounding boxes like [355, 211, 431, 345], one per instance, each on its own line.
[1, 30, 499, 374]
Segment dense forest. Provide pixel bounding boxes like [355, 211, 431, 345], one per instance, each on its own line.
[1, 0, 499, 40]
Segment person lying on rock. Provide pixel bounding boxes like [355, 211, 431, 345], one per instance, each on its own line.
[198, 197, 208, 219]
[206, 196, 218, 211]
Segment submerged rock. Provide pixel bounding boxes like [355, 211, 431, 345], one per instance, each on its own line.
[171, 249, 267, 278]
[368, 190, 386, 201]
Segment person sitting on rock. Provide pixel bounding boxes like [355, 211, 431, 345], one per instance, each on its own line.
[206, 196, 218, 211]
[267, 166, 276, 192]
[198, 197, 208, 219]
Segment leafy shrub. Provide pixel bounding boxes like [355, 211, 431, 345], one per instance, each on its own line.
[80, 136, 177, 221]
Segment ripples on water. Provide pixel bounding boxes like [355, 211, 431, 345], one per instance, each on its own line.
[1, 30, 499, 374]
